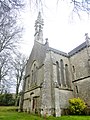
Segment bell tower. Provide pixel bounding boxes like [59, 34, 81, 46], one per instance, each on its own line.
[34, 12, 44, 44]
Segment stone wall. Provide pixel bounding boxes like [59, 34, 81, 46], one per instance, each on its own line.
[23, 87, 41, 113]
[70, 46, 90, 106]
[49, 51, 74, 116]
[41, 51, 53, 116]
[73, 77, 90, 106]
[54, 88, 73, 116]
[23, 41, 48, 113]
[70, 47, 90, 81]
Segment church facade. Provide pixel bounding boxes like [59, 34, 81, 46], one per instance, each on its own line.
[20, 12, 90, 116]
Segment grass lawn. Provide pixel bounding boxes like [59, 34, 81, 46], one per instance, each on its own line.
[0, 106, 90, 120]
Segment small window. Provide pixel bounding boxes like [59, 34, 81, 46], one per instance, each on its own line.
[65, 64, 68, 67]
[76, 85, 78, 93]
[60, 59, 64, 69]
[72, 66, 75, 73]
[56, 61, 59, 65]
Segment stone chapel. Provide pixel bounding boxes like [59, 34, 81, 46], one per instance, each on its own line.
[19, 12, 90, 116]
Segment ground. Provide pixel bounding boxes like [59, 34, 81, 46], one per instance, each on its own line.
[0, 106, 90, 120]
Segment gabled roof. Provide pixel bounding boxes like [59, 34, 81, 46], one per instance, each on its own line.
[48, 41, 89, 57]
[49, 47, 68, 57]
[68, 42, 87, 56]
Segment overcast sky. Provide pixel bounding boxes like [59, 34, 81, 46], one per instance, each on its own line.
[20, 0, 90, 56]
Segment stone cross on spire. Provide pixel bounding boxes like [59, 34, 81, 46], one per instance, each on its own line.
[34, 12, 44, 44]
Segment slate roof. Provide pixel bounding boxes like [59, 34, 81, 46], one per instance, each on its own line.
[68, 42, 87, 56]
[49, 41, 89, 57]
[49, 47, 68, 57]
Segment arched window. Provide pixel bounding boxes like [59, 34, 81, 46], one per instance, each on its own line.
[56, 61, 61, 86]
[33, 64, 37, 84]
[32, 70, 34, 83]
[27, 77, 30, 89]
[75, 85, 78, 93]
[30, 61, 38, 86]
[72, 65, 76, 80]
[60, 59, 66, 87]
[72, 66, 75, 73]
[65, 64, 70, 88]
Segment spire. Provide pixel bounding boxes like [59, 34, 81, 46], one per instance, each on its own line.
[34, 12, 44, 44]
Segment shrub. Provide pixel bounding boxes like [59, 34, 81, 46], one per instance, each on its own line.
[69, 97, 86, 115]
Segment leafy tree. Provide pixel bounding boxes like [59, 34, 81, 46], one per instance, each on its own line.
[0, 93, 15, 106]
[69, 97, 86, 115]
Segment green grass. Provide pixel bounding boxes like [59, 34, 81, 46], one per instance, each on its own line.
[0, 106, 90, 120]
[49, 116, 90, 120]
[0, 106, 17, 112]
[0, 107, 43, 120]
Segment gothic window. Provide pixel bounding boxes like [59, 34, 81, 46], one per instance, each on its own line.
[72, 66, 75, 73]
[65, 64, 70, 88]
[33, 64, 37, 84]
[30, 61, 38, 86]
[75, 85, 78, 93]
[56, 61, 61, 86]
[24, 75, 30, 91]
[60, 59, 66, 87]
[31, 70, 34, 83]
[27, 78, 30, 89]
[33, 64, 36, 83]
[72, 65, 76, 80]
[25, 77, 27, 91]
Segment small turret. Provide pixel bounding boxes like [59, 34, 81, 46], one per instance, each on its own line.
[34, 12, 44, 44]
[85, 33, 90, 61]
[85, 33, 90, 47]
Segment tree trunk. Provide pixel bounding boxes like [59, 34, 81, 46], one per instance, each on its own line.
[0, 69, 1, 94]
[15, 84, 19, 106]
[19, 78, 26, 112]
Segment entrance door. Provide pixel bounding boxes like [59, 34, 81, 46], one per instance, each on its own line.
[32, 96, 40, 114]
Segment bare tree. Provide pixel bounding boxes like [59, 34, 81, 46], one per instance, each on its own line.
[0, 15, 22, 93]
[0, 0, 24, 53]
[29, 0, 90, 15]
[2, 0, 89, 16]
[11, 53, 27, 106]
[0, 15, 22, 54]
[71, 0, 90, 13]
[0, 53, 11, 93]
[0, 0, 24, 13]
[0, 0, 24, 93]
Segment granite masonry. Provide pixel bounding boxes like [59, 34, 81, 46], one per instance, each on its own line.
[19, 12, 90, 116]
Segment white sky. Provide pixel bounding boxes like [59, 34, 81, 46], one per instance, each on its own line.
[20, 0, 90, 56]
